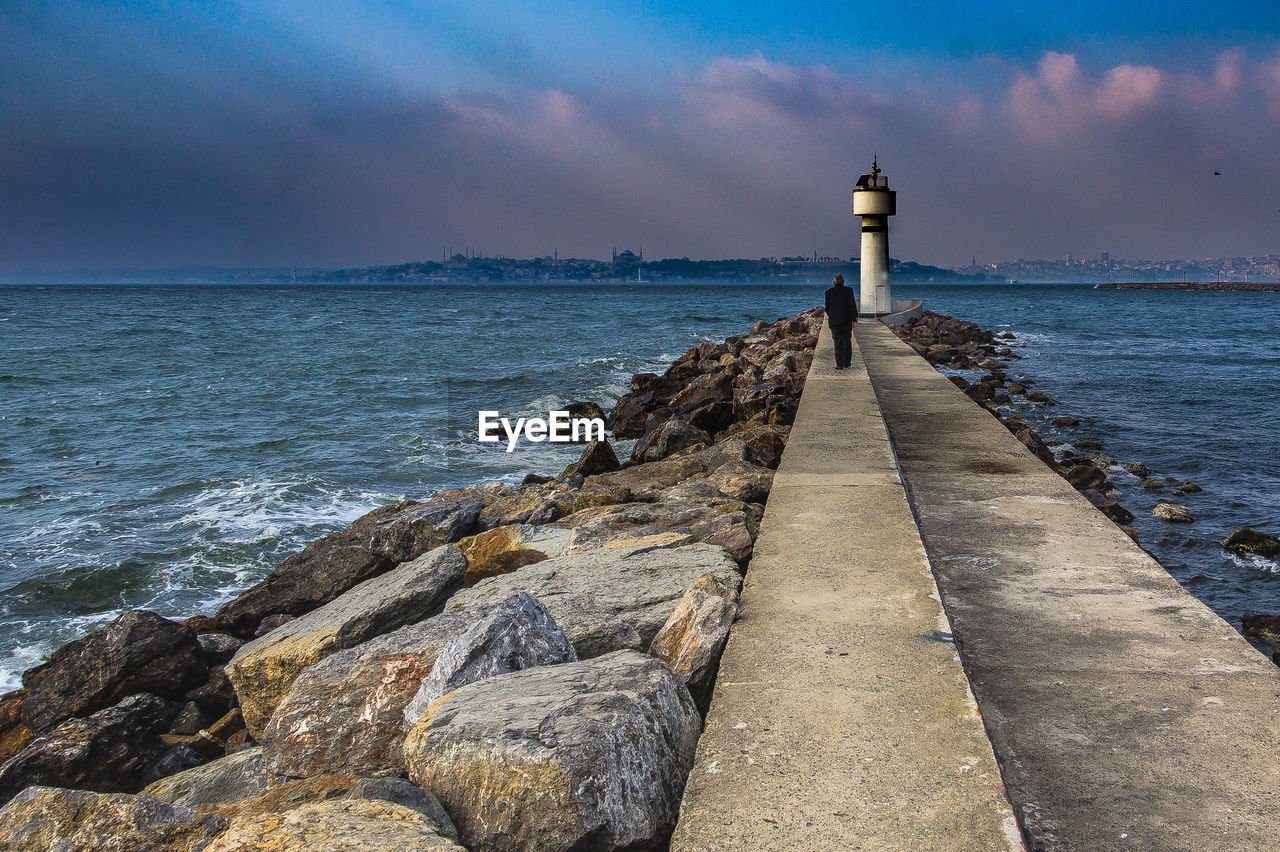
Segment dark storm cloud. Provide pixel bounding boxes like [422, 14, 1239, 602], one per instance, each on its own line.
[2, 2, 1279, 270]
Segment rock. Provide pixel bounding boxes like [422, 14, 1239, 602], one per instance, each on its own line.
[1082, 489, 1135, 524]
[659, 459, 774, 505]
[403, 593, 577, 729]
[253, 615, 294, 637]
[197, 634, 243, 665]
[669, 372, 734, 415]
[565, 400, 605, 421]
[1052, 415, 1080, 428]
[215, 501, 413, 638]
[1076, 440, 1103, 451]
[1139, 477, 1164, 489]
[1027, 392, 1057, 405]
[520, 472, 553, 486]
[632, 417, 710, 463]
[184, 666, 236, 719]
[963, 383, 995, 404]
[369, 497, 483, 563]
[1014, 428, 1056, 467]
[1222, 527, 1280, 558]
[1181, 481, 1203, 493]
[346, 778, 460, 842]
[552, 498, 760, 564]
[204, 799, 465, 851]
[1242, 613, 1280, 642]
[0, 693, 180, 802]
[605, 395, 648, 438]
[404, 650, 701, 852]
[169, 701, 212, 736]
[1064, 464, 1108, 491]
[1123, 461, 1151, 478]
[683, 400, 736, 437]
[1153, 503, 1195, 523]
[1119, 525, 1140, 544]
[226, 545, 466, 738]
[458, 524, 571, 586]
[261, 543, 738, 779]
[151, 743, 209, 779]
[142, 747, 285, 810]
[0, 691, 34, 764]
[649, 573, 741, 695]
[0, 786, 229, 852]
[947, 375, 969, 390]
[563, 438, 619, 477]
[21, 610, 206, 734]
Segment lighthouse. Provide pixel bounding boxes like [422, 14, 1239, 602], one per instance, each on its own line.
[852, 156, 897, 316]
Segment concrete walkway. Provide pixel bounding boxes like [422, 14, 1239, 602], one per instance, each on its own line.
[855, 321, 1280, 851]
[671, 325, 1021, 851]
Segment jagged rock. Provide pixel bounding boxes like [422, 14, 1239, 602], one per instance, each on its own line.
[197, 634, 243, 665]
[1082, 489, 1135, 524]
[1064, 464, 1108, 491]
[0, 691, 34, 764]
[369, 497, 483, 563]
[404, 650, 700, 852]
[203, 799, 465, 851]
[632, 418, 710, 463]
[346, 778, 459, 843]
[565, 400, 605, 421]
[649, 573, 741, 693]
[169, 702, 211, 736]
[1223, 527, 1280, 558]
[0, 693, 180, 803]
[1014, 428, 1055, 466]
[564, 438, 619, 477]
[732, 382, 781, 421]
[262, 542, 737, 779]
[227, 545, 466, 738]
[476, 478, 628, 529]
[1153, 503, 1195, 523]
[21, 610, 206, 734]
[143, 747, 285, 810]
[1242, 613, 1280, 642]
[684, 400, 737, 436]
[553, 498, 760, 563]
[402, 593, 576, 730]
[669, 372, 734, 414]
[659, 459, 774, 505]
[184, 666, 236, 719]
[151, 743, 209, 779]
[458, 524, 571, 586]
[605, 395, 647, 438]
[215, 501, 414, 638]
[0, 786, 229, 852]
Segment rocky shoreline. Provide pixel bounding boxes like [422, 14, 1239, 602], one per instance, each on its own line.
[0, 308, 824, 850]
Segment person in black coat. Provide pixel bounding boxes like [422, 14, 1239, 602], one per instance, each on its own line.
[824, 273, 857, 369]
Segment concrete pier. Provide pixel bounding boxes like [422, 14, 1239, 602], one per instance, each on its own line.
[674, 320, 1280, 851]
[670, 324, 1020, 851]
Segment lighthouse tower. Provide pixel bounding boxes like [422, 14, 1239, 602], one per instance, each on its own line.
[852, 157, 897, 316]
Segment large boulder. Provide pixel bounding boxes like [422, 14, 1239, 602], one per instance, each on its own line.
[669, 372, 733, 415]
[649, 572, 741, 694]
[1153, 502, 1195, 523]
[458, 524, 571, 586]
[142, 747, 286, 811]
[261, 542, 738, 779]
[369, 498, 483, 563]
[404, 650, 701, 852]
[0, 693, 180, 803]
[203, 799, 465, 851]
[632, 418, 710, 463]
[552, 498, 761, 564]
[1222, 527, 1280, 559]
[402, 593, 577, 729]
[563, 438, 620, 478]
[0, 691, 34, 764]
[215, 501, 413, 638]
[345, 778, 459, 844]
[21, 610, 206, 733]
[226, 545, 466, 737]
[0, 786, 229, 852]
[659, 459, 774, 505]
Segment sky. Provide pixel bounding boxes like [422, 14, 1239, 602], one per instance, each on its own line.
[2, 0, 1280, 270]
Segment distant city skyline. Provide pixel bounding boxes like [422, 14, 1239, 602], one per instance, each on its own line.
[3, 2, 1280, 271]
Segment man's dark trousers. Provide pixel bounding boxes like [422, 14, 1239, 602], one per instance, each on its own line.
[831, 324, 853, 368]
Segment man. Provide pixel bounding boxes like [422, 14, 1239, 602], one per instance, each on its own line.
[824, 273, 857, 369]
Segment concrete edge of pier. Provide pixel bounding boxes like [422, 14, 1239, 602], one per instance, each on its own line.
[670, 323, 1022, 852]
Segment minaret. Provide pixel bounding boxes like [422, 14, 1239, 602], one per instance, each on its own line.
[852, 156, 897, 316]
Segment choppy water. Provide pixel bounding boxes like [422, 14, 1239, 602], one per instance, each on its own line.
[1, 281, 1277, 687]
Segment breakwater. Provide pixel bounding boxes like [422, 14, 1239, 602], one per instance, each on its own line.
[0, 309, 824, 849]
[1098, 281, 1280, 291]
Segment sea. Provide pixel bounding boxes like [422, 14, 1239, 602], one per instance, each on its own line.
[2, 281, 1278, 688]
